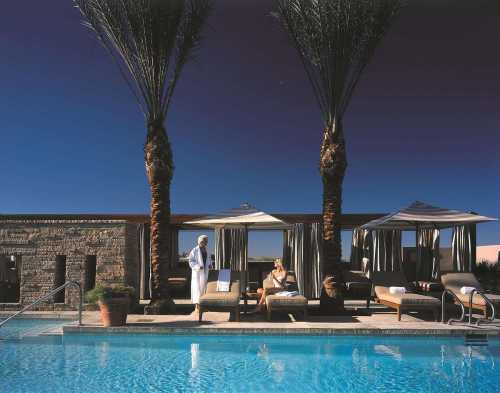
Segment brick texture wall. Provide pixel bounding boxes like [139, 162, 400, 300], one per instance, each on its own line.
[0, 220, 140, 311]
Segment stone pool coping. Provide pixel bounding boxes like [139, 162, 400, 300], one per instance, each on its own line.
[63, 325, 500, 337]
[4, 310, 500, 337]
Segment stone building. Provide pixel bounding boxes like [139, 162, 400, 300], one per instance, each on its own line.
[0, 215, 144, 311]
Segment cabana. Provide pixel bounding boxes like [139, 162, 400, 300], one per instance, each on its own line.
[184, 204, 324, 298]
[184, 204, 291, 273]
[353, 201, 497, 283]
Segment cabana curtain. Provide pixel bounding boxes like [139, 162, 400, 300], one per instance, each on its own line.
[372, 230, 403, 273]
[417, 228, 440, 280]
[283, 223, 323, 298]
[169, 228, 180, 269]
[138, 223, 151, 300]
[350, 228, 371, 270]
[452, 225, 474, 272]
[138, 224, 178, 300]
[214, 228, 248, 271]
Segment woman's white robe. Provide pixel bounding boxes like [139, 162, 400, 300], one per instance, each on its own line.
[188, 245, 211, 304]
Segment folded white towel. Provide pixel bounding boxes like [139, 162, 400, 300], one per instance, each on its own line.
[460, 286, 476, 295]
[389, 286, 406, 295]
[275, 290, 299, 297]
[216, 269, 231, 292]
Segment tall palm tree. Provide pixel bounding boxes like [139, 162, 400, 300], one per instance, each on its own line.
[74, 0, 212, 313]
[274, 0, 401, 275]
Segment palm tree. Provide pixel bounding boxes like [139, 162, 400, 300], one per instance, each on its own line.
[274, 0, 401, 275]
[74, 0, 212, 313]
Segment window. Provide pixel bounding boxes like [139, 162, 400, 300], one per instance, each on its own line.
[54, 255, 67, 303]
[84, 255, 97, 292]
[0, 255, 21, 303]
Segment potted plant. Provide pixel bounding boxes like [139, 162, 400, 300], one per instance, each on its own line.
[86, 284, 135, 327]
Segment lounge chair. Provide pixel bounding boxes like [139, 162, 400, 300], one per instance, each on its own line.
[372, 271, 440, 321]
[264, 272, 308, 321]
[342, 270, 372, 308]
[441, 272, 499, 318]
[199, 270, 241, 322]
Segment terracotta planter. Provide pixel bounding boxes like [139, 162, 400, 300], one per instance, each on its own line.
[98, 297, 130, 327]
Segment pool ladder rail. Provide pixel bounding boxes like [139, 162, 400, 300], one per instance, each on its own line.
[441, 289, 466, 325]
[441, 288, 496, 326]
[0, 281, 83, 329]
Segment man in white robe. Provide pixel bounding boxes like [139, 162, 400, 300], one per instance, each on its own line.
[188, 235, 212, 309]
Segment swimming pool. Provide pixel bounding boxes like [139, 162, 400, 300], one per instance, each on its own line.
[1, 321, 499, 393]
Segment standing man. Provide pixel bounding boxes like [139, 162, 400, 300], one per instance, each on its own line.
[188, 235, 212, 311]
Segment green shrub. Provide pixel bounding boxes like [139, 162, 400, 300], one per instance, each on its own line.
[476, 260, 499, 274]
[85, 284, 135, 304]
[476, 260, 500, 291]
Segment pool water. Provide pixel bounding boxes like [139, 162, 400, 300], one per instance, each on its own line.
[0, 321, 499, 393]
[0, 318, 68, 340]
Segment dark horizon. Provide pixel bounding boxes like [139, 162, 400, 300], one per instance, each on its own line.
[1, 0, 499, 255]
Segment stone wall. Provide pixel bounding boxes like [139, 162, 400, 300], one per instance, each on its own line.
[0, 219, 141, 311]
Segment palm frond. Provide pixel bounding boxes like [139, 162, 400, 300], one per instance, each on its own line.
[274, 0, 402, 130]
[74, 0, 213, 124]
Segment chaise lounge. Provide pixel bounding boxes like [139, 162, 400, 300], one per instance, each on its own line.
[264, 272, 308, 321]
[441, 272, 499, 318]
[199, 270, 241, 322]
[372, 271, 440, 321]
[342, 269, 372, 308]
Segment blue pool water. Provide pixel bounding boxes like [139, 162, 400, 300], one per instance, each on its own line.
[0, 318, 68, 340]
[1, 321, 499, 393]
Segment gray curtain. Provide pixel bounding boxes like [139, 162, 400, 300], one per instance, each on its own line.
[372, 230, 403, 273]
[452, 225, 474, 272]
[310, 223, 323, 298]
[283, 223, 323, 298]
[169, 228, 179, 269]
[417, 228, 440, 281]
[138, 223, 151, 300]
[214, 228, 248, 271]
[282, 229, 292, 268]
[350, 228, 370, 271]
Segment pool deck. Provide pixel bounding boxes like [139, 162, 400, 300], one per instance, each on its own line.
[3, 302, 499, 337]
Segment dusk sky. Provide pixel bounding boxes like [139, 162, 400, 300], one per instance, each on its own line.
[1, 0, 499, 256]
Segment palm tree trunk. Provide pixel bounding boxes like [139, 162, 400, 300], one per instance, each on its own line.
[143, 120, 175, 314]
[320, 118, 347, 276]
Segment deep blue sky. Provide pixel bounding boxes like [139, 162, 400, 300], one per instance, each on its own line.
[1, 0, 499, 256]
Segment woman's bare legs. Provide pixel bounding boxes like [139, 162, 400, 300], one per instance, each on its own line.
[256, 288, 280, 312]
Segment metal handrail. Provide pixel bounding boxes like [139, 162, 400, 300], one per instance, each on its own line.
[0, 281, 82, 328]
[469, 289, 496, 326]
[441, 289, 466, 325]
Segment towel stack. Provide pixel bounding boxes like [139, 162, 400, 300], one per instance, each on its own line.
[389, 286, 406, 295]
[460, 286, 476, 295]
[275, 290, 299, 297]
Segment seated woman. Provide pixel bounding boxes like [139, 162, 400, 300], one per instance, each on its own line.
[255, 258, 287, 312]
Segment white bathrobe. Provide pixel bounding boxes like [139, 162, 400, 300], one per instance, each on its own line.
[188, 245, 212, 304]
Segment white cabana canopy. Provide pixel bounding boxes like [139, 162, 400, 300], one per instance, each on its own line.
[184, 203, 291, 230]
[361, 201, 497, 230]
